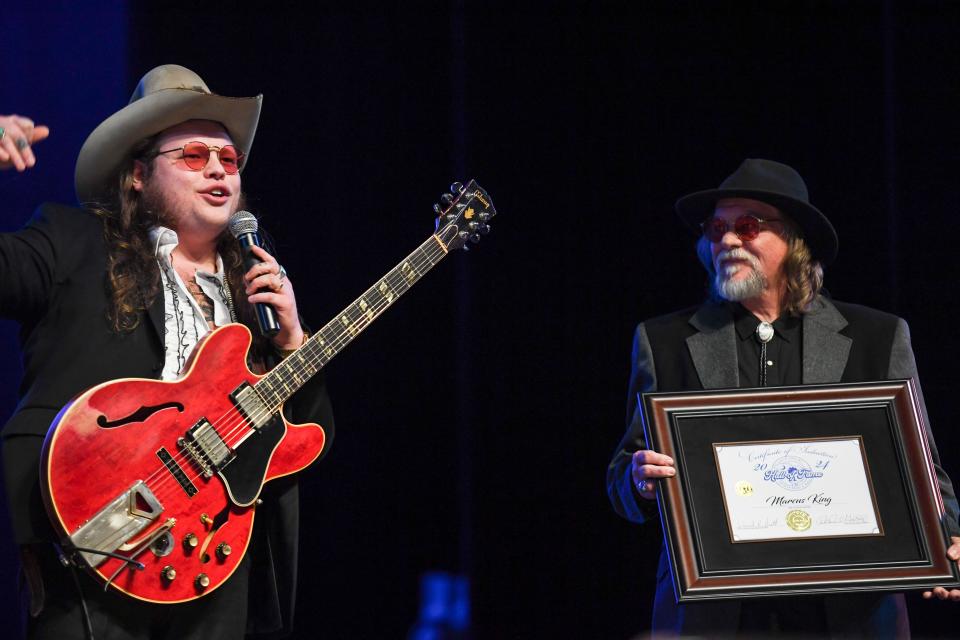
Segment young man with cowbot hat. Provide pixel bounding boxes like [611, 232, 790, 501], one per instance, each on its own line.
[607, 159, 960, 637]
[0, 64, 333, 637]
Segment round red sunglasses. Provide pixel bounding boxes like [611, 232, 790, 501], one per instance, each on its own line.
[701, 215, 782, 243]
[152, 141, 244, 174]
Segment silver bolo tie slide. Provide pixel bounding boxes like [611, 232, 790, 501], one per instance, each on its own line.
[756, 321, 774, 386]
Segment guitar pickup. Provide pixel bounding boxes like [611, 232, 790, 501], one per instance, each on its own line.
[178, 418, 235, 479]
[229, 382, 271, 430]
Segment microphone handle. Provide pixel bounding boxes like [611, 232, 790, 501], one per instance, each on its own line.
[237, 231, 281, 336]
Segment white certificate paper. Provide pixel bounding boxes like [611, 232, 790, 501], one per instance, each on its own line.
[713, 437, 882, 542]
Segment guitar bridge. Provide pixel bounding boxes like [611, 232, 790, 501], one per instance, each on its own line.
[178, 418, 235, 479]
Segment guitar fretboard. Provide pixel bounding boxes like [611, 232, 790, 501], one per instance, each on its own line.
[253, 234, 449, 409]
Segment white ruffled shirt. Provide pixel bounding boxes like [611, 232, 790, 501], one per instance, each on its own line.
[149, 226, 234, 380]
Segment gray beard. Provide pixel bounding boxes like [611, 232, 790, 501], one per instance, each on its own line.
[716, 268, 766, 301]
[714, 250, 768, 301]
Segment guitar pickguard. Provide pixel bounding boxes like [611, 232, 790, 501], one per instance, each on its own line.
[218, 411, 286, 506]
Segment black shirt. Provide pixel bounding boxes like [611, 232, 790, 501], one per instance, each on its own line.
[731, 304, 825, 632]
[732, 303, 802, 387]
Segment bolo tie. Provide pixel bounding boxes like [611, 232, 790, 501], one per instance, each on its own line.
[756, 321, 774, 387]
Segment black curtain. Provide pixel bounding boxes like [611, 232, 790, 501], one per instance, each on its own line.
[2, 2, 958, 637]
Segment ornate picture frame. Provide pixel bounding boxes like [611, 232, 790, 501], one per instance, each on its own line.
[640, 379, 960, 601]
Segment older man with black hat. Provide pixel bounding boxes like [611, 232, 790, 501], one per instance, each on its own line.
[0, 65, 333, 638]
[607, 159, 960, 637]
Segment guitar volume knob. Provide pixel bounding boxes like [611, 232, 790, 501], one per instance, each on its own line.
[161, 565, 177, 582]
[195, 573, 210, 590]
[183, 533, 199, 550]
[216, 542, 232, 560]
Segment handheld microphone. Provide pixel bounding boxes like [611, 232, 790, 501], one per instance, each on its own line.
[228, 210, 280, 336]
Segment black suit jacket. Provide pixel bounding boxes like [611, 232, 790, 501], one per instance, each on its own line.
[0, 203, 335, 635]
[607, 297, 959, 638]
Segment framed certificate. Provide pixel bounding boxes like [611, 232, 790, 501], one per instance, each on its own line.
[640, 379, 960, 601]
[713, 436, 883, 542]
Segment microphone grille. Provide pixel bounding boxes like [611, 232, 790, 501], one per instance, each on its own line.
[228, 210, 258, 237]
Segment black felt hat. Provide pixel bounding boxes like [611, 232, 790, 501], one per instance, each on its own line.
[675, 158, 838, 264]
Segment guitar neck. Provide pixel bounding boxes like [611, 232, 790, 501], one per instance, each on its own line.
[254, 233, 450, 409]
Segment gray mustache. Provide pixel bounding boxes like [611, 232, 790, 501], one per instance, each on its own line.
[716, 248, 761, 272]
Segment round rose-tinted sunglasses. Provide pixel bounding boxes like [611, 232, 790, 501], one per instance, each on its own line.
[152, 141, 244, 174]
[701, 215, 782, 243]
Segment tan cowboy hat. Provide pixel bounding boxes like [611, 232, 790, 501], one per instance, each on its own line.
[75, 64, 262, 205]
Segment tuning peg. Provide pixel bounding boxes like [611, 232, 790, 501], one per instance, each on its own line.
[440, 193, 455, 206]
[478, 212, 491, 222]
[469, 234, 481, 244]
[479, 223, 491, 235]
[433, 203, 443, 216]
[445, 213, 457, 223]
[468, 221, 479, 232]
[450, 181, 464, 194]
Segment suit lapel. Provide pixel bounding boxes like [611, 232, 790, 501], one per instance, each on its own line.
[685, 297, 853, 388]
[686, 303, 739, 389]
[802, 297, 851, 383]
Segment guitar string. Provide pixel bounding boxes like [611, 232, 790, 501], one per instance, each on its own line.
[212, 242, 444, 452]
[137, 244, 440, 500]
[124, 239, 447, 509]
[188, 242, 443, 463]
[193, 213, 465, 459]
[87, 244, 445, 560]
[83, 182, 488, 563]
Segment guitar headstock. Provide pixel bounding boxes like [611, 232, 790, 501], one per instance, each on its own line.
[434, 179, 497, 251]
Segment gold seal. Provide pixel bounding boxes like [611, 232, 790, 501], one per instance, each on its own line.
[785, 509, 812, 532]
[735, 481, 753, 496]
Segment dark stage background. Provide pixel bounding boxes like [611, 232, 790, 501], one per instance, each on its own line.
[1, 2, 959, 637]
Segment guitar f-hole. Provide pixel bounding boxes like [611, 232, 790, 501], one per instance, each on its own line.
[97, 402, 185, 429]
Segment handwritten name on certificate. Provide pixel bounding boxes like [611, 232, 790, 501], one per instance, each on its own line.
[712, 437, 883, 542]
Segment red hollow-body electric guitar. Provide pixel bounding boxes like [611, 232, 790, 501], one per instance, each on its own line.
[40, 181, 495, 603]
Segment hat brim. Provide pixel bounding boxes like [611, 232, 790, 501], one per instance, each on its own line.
[675, 187, 838, 265]
[75, 88, 262, 205]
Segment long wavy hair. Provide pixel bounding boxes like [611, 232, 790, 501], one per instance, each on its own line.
[91, 135, 263, 346]
[696, 216, 824, 316]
